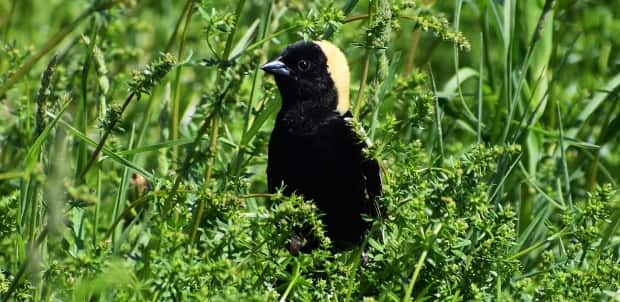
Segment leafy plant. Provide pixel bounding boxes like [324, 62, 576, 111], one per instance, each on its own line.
[0, 0, 618, 300]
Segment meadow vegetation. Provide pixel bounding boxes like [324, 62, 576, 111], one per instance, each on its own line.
[0, 0, 619, 300]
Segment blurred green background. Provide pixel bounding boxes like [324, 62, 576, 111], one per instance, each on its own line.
[0, 0, 619, 300]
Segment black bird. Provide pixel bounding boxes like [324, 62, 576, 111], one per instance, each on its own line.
[261, 40, 382, 252]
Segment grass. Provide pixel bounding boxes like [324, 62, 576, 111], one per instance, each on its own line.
[0, 0, 619, 300]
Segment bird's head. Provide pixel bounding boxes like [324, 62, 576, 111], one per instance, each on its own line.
[261, 40, 350, 115]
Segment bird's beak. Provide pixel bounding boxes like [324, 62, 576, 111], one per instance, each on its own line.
[261, 58, 290, 76]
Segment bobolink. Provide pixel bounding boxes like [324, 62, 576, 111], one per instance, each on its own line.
[262, 40, 382, 252]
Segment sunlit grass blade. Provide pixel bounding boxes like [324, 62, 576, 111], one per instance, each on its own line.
[556, 102, 573, 207]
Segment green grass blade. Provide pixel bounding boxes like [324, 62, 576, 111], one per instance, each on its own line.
[49, 113, 154, 180]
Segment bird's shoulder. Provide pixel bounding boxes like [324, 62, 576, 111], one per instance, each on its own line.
[274, 104, 350, 136]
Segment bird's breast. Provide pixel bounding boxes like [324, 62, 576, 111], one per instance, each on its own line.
[269, 116, 363, 199]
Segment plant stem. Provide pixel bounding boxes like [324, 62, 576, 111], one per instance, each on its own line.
[2, 228, 48, 301]
[1, 0, 17, 44]
[79, 92, 136, 179]
[171, 0, 196, 169]
[188, 118, 219, 243]
[0, 0, 121, 97]
[343, 14, 368, 24]
[279, 261, 301, 302]
[166, 81, 232, 220]
[187, 0, 247, 244]
[231, 0, 274, 178]
[165, 0, 194, 53]
[76, 19, 98, 182]
[322, 0, 360, 39]
[405, 29, 421, 76]
[403, 223, 442, 302]
[352, 4, 372, 117]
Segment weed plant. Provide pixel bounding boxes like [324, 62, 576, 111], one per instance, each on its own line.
[0, 0, 619, 300]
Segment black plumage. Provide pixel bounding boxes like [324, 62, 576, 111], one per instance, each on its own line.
[262, 40, 382, 252]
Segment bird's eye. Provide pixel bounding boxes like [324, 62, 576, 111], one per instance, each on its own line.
[297, 59, 310, 71]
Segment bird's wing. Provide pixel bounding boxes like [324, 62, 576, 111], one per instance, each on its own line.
[362, 154, 385, 243]
[341, 113, 383, 219]
[362, 157, 383, 217]
[267, 127, 286, 194]
[267, 165, 279, 193]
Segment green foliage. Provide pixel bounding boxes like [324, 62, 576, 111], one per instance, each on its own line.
[0, 0, 619, 301]
[128, 53, 176, 97]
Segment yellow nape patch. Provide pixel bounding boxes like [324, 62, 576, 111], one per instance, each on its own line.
[314, 40, 350, 115]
